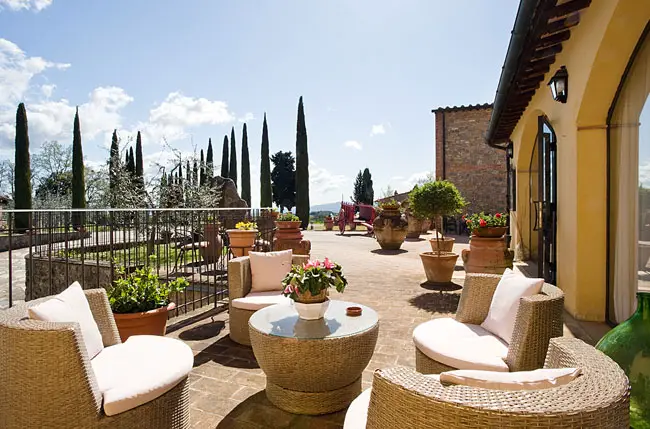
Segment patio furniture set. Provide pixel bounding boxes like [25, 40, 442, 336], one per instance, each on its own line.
[0, 249, 632, 428]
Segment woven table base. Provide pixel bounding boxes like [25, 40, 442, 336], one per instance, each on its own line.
[265, 377, 362, 415]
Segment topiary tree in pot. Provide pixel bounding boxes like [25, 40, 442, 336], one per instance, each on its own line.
[409, 180, 465, 283]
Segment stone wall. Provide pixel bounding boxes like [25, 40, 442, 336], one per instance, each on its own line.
[0, 230, 89, 251]
[434, 105, 507, 214]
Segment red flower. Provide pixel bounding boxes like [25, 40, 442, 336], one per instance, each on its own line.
[495, 213, 502, 219]
[461, 215, 466, 220]
[479, 219, 487, 227]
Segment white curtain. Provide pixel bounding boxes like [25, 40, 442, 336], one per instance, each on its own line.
[610, 31, 650, 323]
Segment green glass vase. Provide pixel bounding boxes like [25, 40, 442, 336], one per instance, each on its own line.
[596, 292, 650, 428]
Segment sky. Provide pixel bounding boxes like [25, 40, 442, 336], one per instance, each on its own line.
[0, 0, 520, 207]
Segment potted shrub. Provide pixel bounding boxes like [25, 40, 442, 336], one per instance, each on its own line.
[324, 215, 334, 231]
[410, 180, 466, 283]
[282, 258, 347, 320]
[108, 261, 189, 342]
[227, 221, 258, 257]
[373, 199, 408, 250]
[464, 212, 508, 237]
[275, 212, 303, 240]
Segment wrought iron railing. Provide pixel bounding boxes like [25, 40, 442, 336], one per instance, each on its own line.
[0, 208, 275, 316]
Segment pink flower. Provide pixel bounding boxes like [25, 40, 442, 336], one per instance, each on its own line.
[283, 285, 292, 294]
[322, 257, 335, 269]
[304, 260, 319, 269]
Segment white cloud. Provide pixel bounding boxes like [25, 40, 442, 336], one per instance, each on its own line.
[238, 112, 255, 123]
[149, 92, 233, 130]
[309, 161, 347, 202]
[0, 0, 52, 11]
[389, 171, 434, 193]
[0, 38, 69, 107]
[40, 83, 55, 98]
[370, 124, 386, 136]
[344, 140, 362, 151]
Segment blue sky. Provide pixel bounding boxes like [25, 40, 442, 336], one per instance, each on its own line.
[0, 0, 519, 206]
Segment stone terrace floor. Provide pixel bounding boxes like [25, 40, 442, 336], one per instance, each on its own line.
[165, 230, 610, 428]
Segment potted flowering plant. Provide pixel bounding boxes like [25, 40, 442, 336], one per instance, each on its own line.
[464, 212, 508, 237]
[108, 259, 189, 342]
[275, 212, 303, 240]
[227, 221, 258, 257]
[282, 258, 347, 320]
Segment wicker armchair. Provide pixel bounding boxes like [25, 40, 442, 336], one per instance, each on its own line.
[0, 289, 190, 429]
[415, 273, 564, 374]
[228, 254, 309, 345]
[345, 338, 629, 429]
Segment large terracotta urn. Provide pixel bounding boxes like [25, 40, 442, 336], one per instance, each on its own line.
[373, 207, 408, 250]
[227, 229, 258, 257]
[421, 219, 432, 233]
[419, 252, 458, 283]
[406, 216, 423, 239]
[201, 222, 223, 263]
[113, 303, 175, 343]
[324, 217, 334, 231]
[461, 235, 514, 274]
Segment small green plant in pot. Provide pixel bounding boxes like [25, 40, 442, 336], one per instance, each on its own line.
[108, 258, 189, 342]
[409, 180, 466, 283]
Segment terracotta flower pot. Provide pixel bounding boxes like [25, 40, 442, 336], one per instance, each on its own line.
[461, 236, 513, 274]
[373, 208, 408, 250]
[113, 302, 175, 343]
[275, 221, 303, 240]
[419, 251, 459, 283]
[324, 218, 334, 231]
[406, 217, 423, 239]
[429, 237, 455, 252]
[473, 226, 507, 238]
[227, 229, 258, 257]
[201, 222, 223, 264]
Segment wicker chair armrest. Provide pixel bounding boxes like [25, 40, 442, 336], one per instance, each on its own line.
[505, 283, 564, 371]
[228, 256, 252, 300]
[291, 255, 309, 265]
[84, 288, 121, 346]
[455, 273, 500, 324]
[0, 321, 102, 427]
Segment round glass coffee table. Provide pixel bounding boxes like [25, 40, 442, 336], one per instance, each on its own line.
[248, 300, 379, 415]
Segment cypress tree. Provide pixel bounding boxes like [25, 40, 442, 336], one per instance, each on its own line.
[295, 96, 310, 228]
[220, 135, 229, 178]
[229, 127, 237, 187]
[159, 173, 168, 207]
[193, 159, 198, 188]
[206, 138, 214, 179]
[260, 113, 273, 208]
[14, 103, 32, 231]
[352, 170, 364, 204]
[241, 123, 251, 207]
[362, 168, 374, 204]
[71, 107, 86, 228]
[135, 131, 144, 190]
[200, 149, 206, 187]
[109, 130, 119, 207]
[128, 147, 135, 175]
[186, 160, 191, 188]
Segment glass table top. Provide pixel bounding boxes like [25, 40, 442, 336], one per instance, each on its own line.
[248, 300, 378, 340]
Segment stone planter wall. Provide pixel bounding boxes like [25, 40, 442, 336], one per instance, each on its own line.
[0, 231, 90, 252]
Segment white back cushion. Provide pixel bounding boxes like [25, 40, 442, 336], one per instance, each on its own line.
[249, 249, 293, 292]
[480, 269, 544, 343]
[440, 367, 582, 390]
[28, 282, 104, 359]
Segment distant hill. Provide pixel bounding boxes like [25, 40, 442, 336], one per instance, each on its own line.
[310, 201, 341, 214]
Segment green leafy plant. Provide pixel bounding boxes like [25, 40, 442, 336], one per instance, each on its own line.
[282, 258, 347, 300]
[378, 199, 401, 210]
[108, 257, 189, 313]
[463, 212, 507, 231]
[277, 212, 300, 222]
[409, 180, 465, 254]
[235, 221, 257, 230]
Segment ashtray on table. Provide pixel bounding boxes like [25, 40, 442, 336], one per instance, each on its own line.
[346, 306, 362, 317]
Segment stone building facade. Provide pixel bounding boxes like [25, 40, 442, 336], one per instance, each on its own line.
[433, 103, 507, 214]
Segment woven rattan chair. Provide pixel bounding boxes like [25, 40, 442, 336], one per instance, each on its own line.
[0, 289, 190, 429]
[228, 254, 309, 345]
[344, 337, 630, 428]
[415, 273, 564, 374]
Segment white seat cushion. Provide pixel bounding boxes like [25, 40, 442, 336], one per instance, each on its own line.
[28, 282, 104, 359]
[440, 367, 582, 391]
[481, 268, 544, 343]
[413, 318, 509, 372]
[231, 291, 290, 311]
[249, 249, 293, 292]
[91, 335, 193, 416]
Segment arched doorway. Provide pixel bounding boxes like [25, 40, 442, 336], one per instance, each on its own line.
[608, 24, 650, 323]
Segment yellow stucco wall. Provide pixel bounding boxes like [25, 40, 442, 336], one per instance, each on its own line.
[510, 0, 650, 321]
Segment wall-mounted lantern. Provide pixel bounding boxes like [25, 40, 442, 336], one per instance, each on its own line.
[548, 66, 568, 103]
